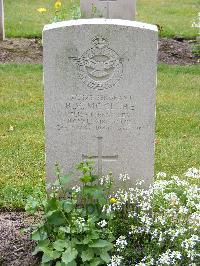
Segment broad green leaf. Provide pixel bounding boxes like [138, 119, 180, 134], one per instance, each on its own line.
[53, 250, 62, 260]
[32, 245, 40, 255]
[53, 239, 69, 251]
[31, 228, 47, 241]
[56, 262, 66, 266]
[89, 239, 112, 248]
[41, 252, 53, 263]
[25, 196, 38, 214]
[34, 240, 51, 256]
[45, 198, 58, 212]
[81, 249, 94, 262]
[89, 258, 102, 266]
[100, 251, 110, 263]
[61, 200, 73, 213]
[41, 263, 52, 266]
[46, 210, 66, 225]
[80, 175, 92, 183]
[67, 260, 77, 266]
[83, 236, 92, 244]
[82, 186, 104, 201]
[90, 175, 99, 182]
[71, 237, 82, 245]
[62, 247, 78, 264]
[90, 231, 99, 240]
[37, 243, 54, 257]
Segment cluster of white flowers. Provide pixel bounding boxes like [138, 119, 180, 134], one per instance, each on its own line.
[185, 167, 200, 179]
[135, 256, 154, 266]
[76, 217, 85, 225]
[115, 236, 127, 251]
[99, 174, 112, 185]
[102, 204, 112, 214]
[107, 255, 123, 266]
[192, 12, 200, 29]
[164, 192, 180, 206]
[189, 212, 200, 227]
[74, 217, 86, 232]
[108, 169, 200, 266]
[72, 185, 81, 193]
[156, 172, 167, 178]
[118, 173, 130, 181]
[181, 235, 200, 250]
[157, 250, 182, 265]
[97, 219, 107, 228]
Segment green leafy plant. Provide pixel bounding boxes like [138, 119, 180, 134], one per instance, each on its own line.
[26, 163, 200, 265]
[25, 161, 114, 266]
[192, 42, 200, 57]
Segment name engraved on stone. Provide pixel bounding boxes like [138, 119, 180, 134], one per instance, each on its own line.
[57, 94, 135, 131]
[70, 36, 123, 90]
[82, 136, 118, 176]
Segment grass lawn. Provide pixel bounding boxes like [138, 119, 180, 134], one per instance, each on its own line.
[137, 0, 199, 38]
[0, 65, 44, 209]
[4, 0, 199, 38]
[4, 0, 74, 38]
[0, 64, 200, 209]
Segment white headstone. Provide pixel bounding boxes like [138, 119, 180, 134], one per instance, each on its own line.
[0, 0, 4, 40]
[43, 19, 158, 188]
[80, 0, 136, 20]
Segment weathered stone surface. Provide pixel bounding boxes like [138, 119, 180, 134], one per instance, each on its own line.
[0, 0, 5, 41]
[80, 0, 136, 20]
[43, 19, 158, 188]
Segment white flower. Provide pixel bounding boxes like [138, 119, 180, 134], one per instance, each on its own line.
[97, 220, 107, 228]
[164, 192, 180, 206]
[100, 175, 111, 185]
[115, 236, 127, 251]
[136, 180, 145, 186]
[107, 255, 123, 266]
[157, 250, 182, 265]
[181, 235, 199, 250]
[189, 212, 200, 227]
[185, 168, 200, 179]
[9, 125, 14, 131]
[178, 206, 189, 214]
[156, 172, 167, 178]
[118, 173, 130, 181]
[102, 204, 112, 214]
[192, 12, 200, 29]
[72, 185, 81, 193]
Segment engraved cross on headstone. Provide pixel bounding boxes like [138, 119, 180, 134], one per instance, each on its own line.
[82, 136, 118, 176]
[99, 0, 117, 18]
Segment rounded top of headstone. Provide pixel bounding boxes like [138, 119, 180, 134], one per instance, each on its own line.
[43, 19, 158, 33]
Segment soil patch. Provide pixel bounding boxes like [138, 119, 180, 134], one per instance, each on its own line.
[158, 38, 199, 65]
[0, 37, 199, 65]
[0, 212, 40, 266]
[0, 38, 42, 64]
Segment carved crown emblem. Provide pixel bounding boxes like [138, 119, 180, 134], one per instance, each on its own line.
[92, 36, 108, 49]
